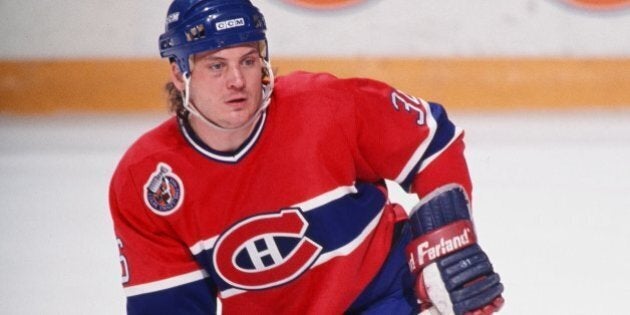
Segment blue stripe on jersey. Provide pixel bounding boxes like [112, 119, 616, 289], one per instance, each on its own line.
[193, 182, 386, 293]
[127, 279, 216, 315]
[400, 102, 456, 191]
[304, 182, 385, 251]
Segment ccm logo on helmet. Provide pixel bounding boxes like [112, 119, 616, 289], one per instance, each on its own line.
[213, 209, 322, 290]
[216, 18, 245, 31]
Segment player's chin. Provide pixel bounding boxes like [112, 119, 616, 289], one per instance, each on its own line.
[222, 111, 258, 129]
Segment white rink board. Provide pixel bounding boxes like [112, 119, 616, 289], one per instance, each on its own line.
[1, 0, 629, 59]
[1, 109, 629, 314]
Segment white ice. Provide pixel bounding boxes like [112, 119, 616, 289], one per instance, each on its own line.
[1, 109, 629, 314]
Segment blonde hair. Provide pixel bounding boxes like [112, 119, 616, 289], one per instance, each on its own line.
[165, 81, 186, 118]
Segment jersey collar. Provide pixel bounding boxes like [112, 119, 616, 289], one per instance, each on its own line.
[178, 111, 267, 163]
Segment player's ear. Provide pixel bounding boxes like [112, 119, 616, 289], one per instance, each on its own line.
[169, 62, 185, 92]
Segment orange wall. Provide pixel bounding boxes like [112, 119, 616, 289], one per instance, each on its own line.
[1, 58, 629, 114]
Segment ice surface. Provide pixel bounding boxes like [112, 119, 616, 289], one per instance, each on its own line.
[1, 109, 629, 314]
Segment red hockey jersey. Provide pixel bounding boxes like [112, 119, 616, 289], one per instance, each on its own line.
[109, 71, 472, 314]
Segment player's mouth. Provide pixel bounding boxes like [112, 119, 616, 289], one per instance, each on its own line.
[225, 97, 248, 107]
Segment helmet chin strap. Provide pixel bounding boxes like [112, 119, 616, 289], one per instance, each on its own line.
[181, 59, 275, 132]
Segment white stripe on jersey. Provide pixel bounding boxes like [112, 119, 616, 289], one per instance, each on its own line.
[291, 184, 358, 211]
[418, 127, 464, 173]
[190, 236, 219, 256]
[124, 269, 209, 297]
[220, 287, 245, 298]
[188, 184, 358, 255]
[394, 98, 438, 184]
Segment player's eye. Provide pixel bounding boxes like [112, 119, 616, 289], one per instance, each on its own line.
[208, 62, 224, 72]
[242, 57, 257, 67]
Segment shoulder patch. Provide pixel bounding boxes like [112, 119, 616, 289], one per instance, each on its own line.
[143, 162, 184, 216]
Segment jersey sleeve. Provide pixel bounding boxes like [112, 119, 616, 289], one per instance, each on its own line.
[109, 164, 218, 314]
[335, 76, 472, 200]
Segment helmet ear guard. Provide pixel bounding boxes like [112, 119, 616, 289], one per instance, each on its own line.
[159, 0, 268, 76]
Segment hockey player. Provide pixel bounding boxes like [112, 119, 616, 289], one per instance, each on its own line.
[108, 0, 504, 314]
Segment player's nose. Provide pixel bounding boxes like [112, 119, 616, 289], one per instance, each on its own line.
[226, 66, 245, 89]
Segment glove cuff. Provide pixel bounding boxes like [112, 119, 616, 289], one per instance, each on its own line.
[406, 220, 477, 274]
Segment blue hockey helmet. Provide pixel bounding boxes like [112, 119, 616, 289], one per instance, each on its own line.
[159, 0, 268, 76]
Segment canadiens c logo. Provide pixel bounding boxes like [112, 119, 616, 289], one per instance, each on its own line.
[143, 163, 184, 216]
[213, 209, 322, 290]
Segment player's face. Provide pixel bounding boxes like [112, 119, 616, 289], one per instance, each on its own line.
[187, 44, 264, 130]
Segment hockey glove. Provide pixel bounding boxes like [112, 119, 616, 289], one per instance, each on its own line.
[406, 185, 504, 315]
